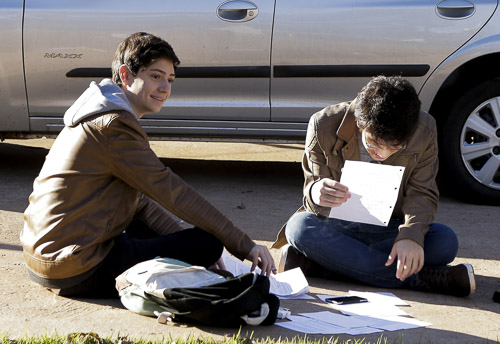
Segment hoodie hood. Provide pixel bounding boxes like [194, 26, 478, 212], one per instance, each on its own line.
[64, 79, 136, 127]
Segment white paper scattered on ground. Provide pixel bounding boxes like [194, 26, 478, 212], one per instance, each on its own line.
[269, 267, 309, 297]
[298, 311, 381, 328]
[279, 293, 315, 300]
[329, 160, 405, 226]
[275, 292, 431, 334]
[348, 290, 409, 306]
[221, 250, 254, 276]
[221, 250, 310, 298]
[276, 315, 347, 334]
[316, 294, 408, 317]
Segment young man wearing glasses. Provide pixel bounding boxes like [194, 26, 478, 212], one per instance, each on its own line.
[273, 75, 476, 297]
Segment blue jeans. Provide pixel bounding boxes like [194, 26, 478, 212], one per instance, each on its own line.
[285, 212, 458, 289]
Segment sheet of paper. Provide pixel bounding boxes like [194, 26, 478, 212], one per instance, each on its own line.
[221, 251, 309, 297]
[331, 300, 409, 317]
[279, 293, 315, 300]
[221, 250, 253, 276]
[278, 312, 421, 335]
[298, 311, 380, 328]
[348, 290, 409, 306]
[345, 327, 385, 335]
[317, 294, 408, 317]
[269, 267, 309, 297]
[296, 310, 431, 333]
[373, 316, 432, 330]
[329, 160, 405, 226]
[275, 315, 347, 334]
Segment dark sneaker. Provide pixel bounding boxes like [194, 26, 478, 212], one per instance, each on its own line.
[416, 264, 476, 297]
[278, 244, 323, 277]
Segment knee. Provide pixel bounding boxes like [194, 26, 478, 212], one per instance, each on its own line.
[437, 224, 458, 254]
[285, 212, 323, 247]
[426, 223, 459, 265]
[192, 228, 224, 266]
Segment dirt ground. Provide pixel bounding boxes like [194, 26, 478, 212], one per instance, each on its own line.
[0, 138, 499, 343]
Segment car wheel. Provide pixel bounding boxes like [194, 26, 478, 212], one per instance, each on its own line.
[439, 78, 500, 205]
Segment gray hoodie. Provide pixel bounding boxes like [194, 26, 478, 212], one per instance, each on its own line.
[64, 79, 136, 127]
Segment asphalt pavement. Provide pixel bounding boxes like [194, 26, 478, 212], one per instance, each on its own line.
[0, 139, 498, 343]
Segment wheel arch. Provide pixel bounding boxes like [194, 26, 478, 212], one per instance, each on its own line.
[427, 52, 500, 133]
[419, 30, 500, 127]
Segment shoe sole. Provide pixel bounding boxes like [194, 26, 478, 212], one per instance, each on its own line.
[464, 263, 476, 295]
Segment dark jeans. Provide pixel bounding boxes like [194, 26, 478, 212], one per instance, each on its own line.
[51, 221, 223, 298]
[285, 211, 459, 290]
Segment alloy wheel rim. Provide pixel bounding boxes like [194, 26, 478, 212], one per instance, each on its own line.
[460, 97, 500, 191]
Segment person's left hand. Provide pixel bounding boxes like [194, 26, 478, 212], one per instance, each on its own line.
[210, 256, 227, 271]
[385, 239, 424, 281]
[247, 244, 276, 277]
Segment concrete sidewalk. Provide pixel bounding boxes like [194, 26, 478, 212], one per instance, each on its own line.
[1, 139, 499, 343]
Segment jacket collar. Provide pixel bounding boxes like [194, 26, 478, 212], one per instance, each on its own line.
[333, 99, 360, 160]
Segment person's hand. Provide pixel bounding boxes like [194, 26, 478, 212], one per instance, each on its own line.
[385, 239, 424, 281]
[311, 178, 351, 207]
[210, 256, 227, 271]
[247, 244, 276, 277]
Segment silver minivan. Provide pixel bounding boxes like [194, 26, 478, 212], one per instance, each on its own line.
[1, 0, 500, 204]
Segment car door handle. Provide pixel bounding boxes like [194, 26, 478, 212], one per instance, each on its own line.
[436, 0, 475, 19]
[217, 0, 259, 22]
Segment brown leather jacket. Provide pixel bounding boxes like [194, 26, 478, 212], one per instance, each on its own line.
[21, 80, 254, 280]
[273, 100, 439, 249]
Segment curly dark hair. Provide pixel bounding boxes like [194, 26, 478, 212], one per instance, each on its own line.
[354, 75, 421, 146]
[112, 32, 180, 87]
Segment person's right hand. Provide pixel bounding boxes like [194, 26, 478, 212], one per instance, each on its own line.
[311, 178, 350, 207]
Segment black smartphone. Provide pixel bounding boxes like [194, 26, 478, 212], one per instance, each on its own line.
[325, 296, 368, 305]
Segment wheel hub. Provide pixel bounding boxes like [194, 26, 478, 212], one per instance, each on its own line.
[460, 97, 500, 191]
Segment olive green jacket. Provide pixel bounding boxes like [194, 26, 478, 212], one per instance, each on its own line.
[273, 100, 439, 249]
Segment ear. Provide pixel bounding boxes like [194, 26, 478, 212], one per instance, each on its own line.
[119, 64, 132, 86]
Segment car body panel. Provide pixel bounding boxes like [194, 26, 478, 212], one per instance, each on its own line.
[23, 0, 274, 128]
[0, 0, 28, 132]
[419, 9, 500, 109]
[15, 0, 499, 138]
[270, 0, 498, 122]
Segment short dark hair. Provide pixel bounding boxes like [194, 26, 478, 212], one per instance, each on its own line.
[354, 75, 421, 146]
[112, 32, 180, 87]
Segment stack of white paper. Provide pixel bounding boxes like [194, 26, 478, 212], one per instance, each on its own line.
[275, 292, 431, 334]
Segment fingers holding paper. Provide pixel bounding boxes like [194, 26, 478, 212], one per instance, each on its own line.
[247, 244, 276, 277]
[385, 239, 424, 281]
[311, 178, 351, 208]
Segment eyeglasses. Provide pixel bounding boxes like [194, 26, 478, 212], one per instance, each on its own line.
[362, 130, 406, 153]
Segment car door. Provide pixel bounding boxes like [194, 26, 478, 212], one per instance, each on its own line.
[270, 0, 498, 122]
[0, 0, 27, 132]
[23, 0, 274, 134]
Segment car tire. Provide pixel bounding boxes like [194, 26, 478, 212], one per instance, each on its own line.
[439, 78, 500, 205]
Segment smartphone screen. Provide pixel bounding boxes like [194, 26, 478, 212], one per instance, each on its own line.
[325, 296, 368, 305]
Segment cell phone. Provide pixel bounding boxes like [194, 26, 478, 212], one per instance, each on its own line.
[325, 296, 368, 305]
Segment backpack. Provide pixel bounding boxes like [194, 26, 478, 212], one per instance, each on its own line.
[115, 257, 279, 327]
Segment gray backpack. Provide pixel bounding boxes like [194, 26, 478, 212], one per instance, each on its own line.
[116, 257, 279, 327]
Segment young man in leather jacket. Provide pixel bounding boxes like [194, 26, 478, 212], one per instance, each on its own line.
[21, 32, 275, 298]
